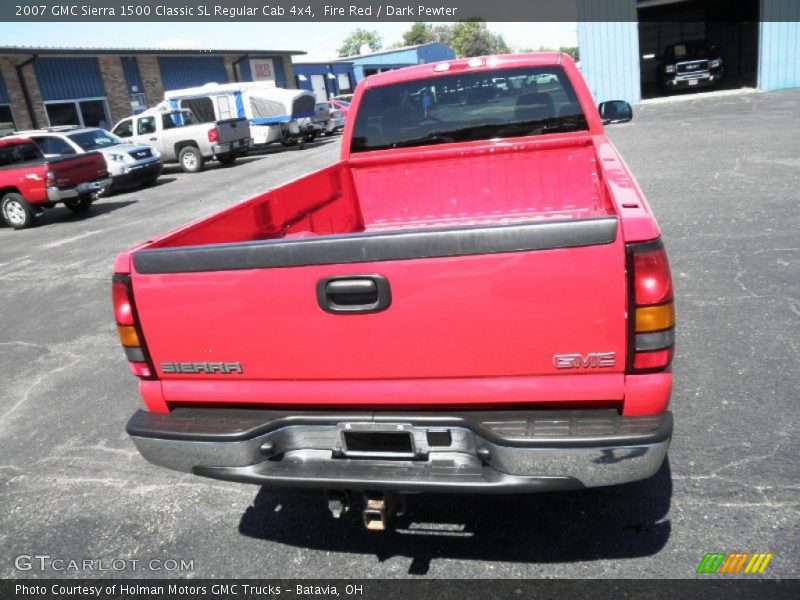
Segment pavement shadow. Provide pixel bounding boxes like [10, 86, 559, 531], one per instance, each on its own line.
[247, 136, 341, 157]
[32, 200, 138, 226]
[106, 177, 178, 195]
[238, 458, 673, 575]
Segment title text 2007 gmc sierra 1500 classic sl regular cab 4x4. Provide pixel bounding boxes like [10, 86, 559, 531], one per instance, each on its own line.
[114, 54, 675, 530]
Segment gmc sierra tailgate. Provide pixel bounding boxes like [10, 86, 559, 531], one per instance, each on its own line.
[48, 152, 107, 189]
[128, 215, 627, 407]
[216, 118, 251, 144]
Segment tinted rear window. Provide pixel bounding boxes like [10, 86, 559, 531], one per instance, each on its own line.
[351, 66, 587, 153]
[0, 142, 41, 166]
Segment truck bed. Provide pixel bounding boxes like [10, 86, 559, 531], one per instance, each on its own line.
[141, 135, 614, 250]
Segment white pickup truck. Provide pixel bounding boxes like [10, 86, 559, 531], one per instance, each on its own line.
[111, 110, 251, 173]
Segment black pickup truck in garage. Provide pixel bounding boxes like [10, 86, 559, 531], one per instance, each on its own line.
[658, 40, 723, 93]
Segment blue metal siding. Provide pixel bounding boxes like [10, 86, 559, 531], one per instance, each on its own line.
[294, 63, 356, 95]
[158, 56, 228, 91]
[758, 0, 800, 91]
[120, 57, 143, 93]
[345, 44, 455, 82]
[272, 57, 287, 88]
[0, 72, 8, 104]
[577, 0, 640, 105]
[238, 59, 252, 82]
[416, 43, 456, 63]
[34, 57, 105, 101]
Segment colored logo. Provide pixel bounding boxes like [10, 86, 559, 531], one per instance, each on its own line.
[696, 552, 773, 574]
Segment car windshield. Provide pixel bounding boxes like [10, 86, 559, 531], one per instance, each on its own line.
[68, 129, 125, 151]
[0, 141, 41, 166]
[351, 66, 587, 153]
[671, 42, 711, 58]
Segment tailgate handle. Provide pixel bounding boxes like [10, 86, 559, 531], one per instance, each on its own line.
[317, 276, 391, 314]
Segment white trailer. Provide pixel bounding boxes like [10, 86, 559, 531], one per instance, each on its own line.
[157, 82, 317, 147]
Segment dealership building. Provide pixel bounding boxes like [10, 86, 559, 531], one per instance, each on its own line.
[0, 47, 305, 135]
[293, 43, 456, 103]
[577, 0, 800, 104]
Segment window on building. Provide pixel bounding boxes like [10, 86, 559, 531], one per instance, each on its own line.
[337, 73, 352, 94]
[45, 98, 111, 128]
[29, 135, 77, 156]
[80, 100, 109, 128]
[46, 102, 81, 126]
[130, 92, 147, 114]
[137, 116, 156, 135]
[0, 105, 15, 136]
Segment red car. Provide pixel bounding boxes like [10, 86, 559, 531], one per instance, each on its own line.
[0, 138, 109, 229]
[116, 53, 673, 530]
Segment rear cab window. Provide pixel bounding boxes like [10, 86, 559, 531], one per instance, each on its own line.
[351, 66, 588, 153]
[30, 136, 77, 155]
[0, 141, 42, 166]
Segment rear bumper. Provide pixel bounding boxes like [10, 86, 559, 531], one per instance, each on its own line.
[46, 176, 112, 202]
[213, 138, 251, 155]
[127, 408, 672, 494]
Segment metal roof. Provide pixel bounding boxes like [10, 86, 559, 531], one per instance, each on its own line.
[0, 46, 306, 56]
[333, 42, 447, 61]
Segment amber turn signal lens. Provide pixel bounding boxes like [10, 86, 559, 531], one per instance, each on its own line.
[635, 303, 675, 333]
[117, 325, 140, 347]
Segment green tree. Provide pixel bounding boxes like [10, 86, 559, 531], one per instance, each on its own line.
[559, 46, 580, 61]
[450, 21, 510, 58]
[431, 24, 455, 46]
[337, 29, 382, 57]
[402, 22, 434, 46]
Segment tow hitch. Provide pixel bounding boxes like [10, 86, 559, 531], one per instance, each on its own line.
[327, 491, 403, 531]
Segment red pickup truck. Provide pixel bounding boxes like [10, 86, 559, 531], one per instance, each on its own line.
[0, 137, 110, 229]
[116, 54, 674, 529]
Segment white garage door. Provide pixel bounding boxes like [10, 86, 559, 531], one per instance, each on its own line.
[310, 74, 328, 103]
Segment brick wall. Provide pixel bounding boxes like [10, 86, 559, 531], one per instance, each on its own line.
[0, 56, 35, 130]
[19, 60, 46, 128]
[135, 55, 164, 110]
[223, 56, 238, 83]
[281, 55, 296, 89]
[0, 52, 299, 131]
[97, 56, 131, 125]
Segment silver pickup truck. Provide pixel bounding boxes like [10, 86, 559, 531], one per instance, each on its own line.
[111, 110, 251, 173]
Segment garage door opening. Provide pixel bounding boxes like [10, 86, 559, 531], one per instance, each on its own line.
[638, 0, 759, 99]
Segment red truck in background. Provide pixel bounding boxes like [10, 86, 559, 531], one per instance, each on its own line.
[115, 54, 675, 530]
[0, 138, 110, 229]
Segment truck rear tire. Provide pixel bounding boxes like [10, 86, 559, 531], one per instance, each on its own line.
[217, 153, 237, 166]
[179, 146, 204, 173]
[1, 192, 35, 229]
[64, 195, 94, 213]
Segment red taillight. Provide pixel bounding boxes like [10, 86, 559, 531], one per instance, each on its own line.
[628, 239, 675, 373]
[112, 281, 134, 325]
[207, 127, 219, 143]
[632, 242, 673, 305]
[112, 275, 154, 380]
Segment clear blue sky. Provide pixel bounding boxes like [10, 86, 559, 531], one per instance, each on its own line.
[1, 22, 578, 61]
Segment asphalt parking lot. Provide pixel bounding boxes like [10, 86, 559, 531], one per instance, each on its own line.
[1, 89, 798, 579]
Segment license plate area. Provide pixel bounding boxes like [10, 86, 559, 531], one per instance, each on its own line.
[335, 423, 418, 460]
